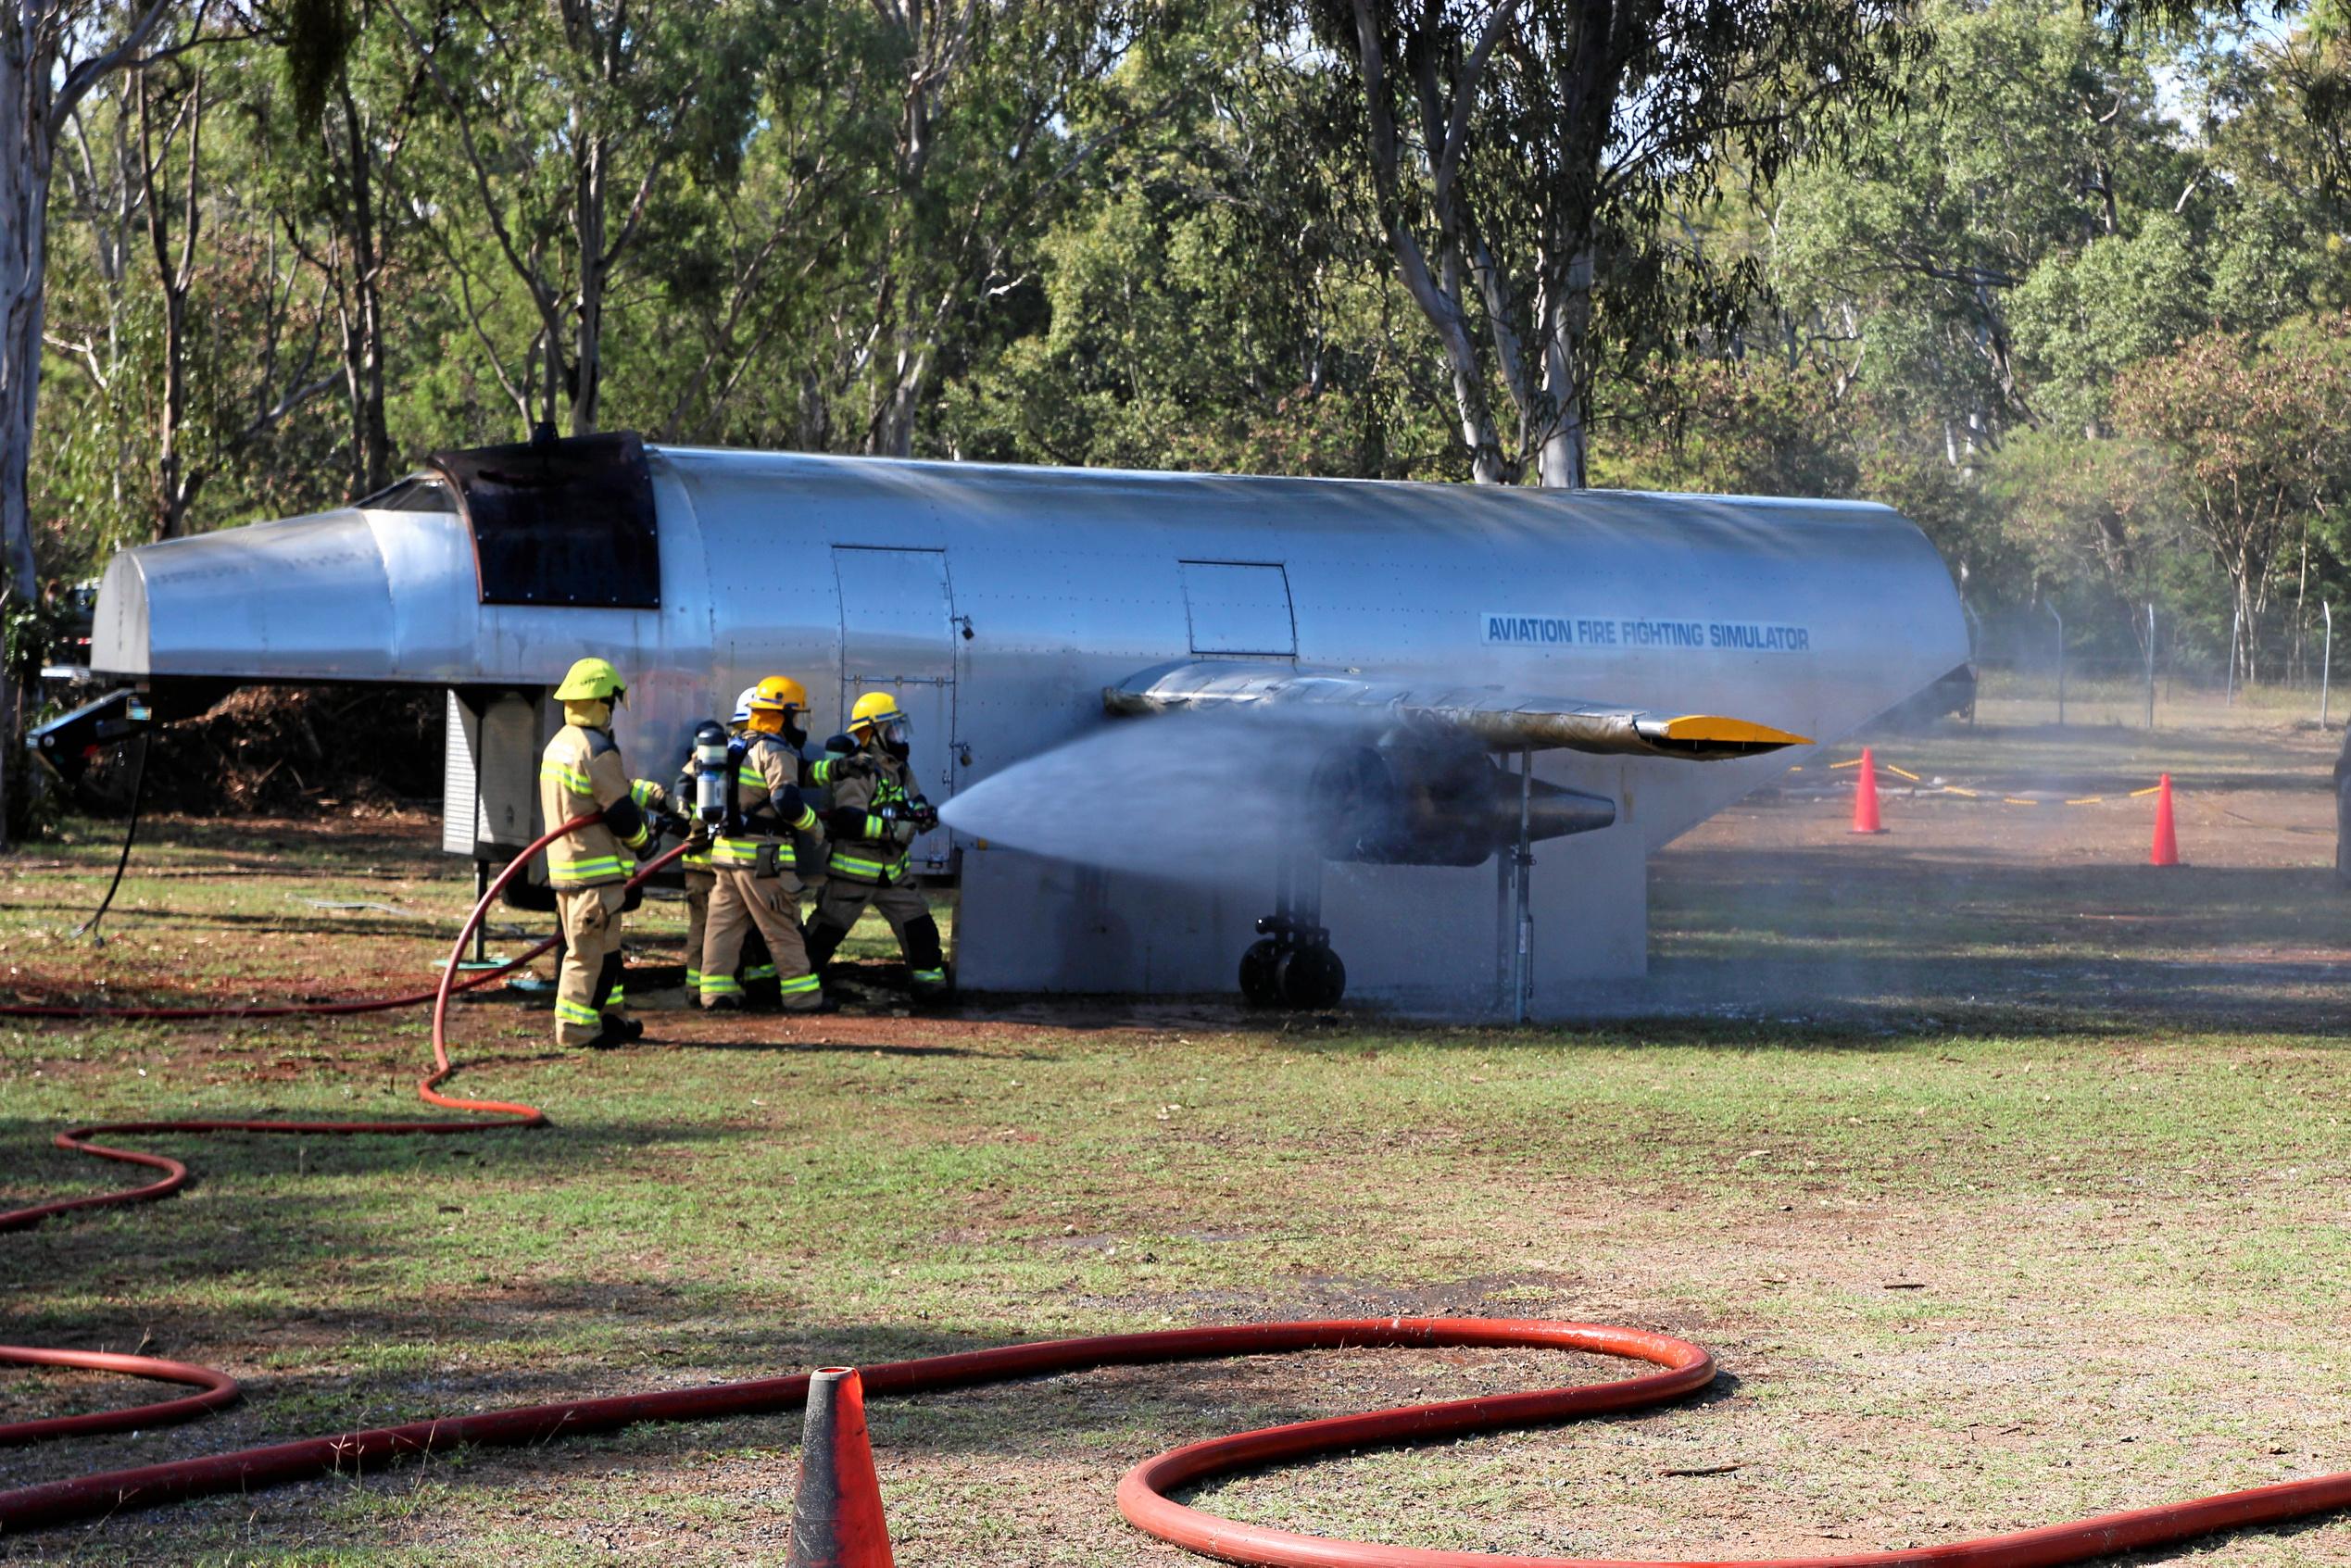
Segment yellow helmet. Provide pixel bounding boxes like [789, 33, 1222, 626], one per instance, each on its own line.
[552, 656, 626, 702]
[743, 674, 807, 736]
[748, 675, 807, 716]
[849, 691, 906, 734]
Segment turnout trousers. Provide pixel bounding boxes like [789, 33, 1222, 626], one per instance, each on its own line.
[554, 884, 629, 1047]
[685, 866, 774, 1002]
[683, 867, 713, 996]
[700, 868, 822, 1010]
[806, 878, 949, 997]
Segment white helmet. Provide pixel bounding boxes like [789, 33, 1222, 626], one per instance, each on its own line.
[729, 685, 760, 727]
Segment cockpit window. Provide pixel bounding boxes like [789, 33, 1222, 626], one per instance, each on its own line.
[431, 432, 660, 610]
[358, 477, 459, 513]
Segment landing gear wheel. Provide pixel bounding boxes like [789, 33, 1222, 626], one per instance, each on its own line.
[1276, 945, 1346, 1009]
[1238, 938, 1283, 1007]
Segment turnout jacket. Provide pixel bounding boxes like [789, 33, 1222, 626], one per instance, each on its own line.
[539, 723, 668, 890]
[824, 748, 926, 884]
[711, 734, 823, 873]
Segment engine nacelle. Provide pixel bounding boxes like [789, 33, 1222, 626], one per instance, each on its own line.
[1308, 728, 1616, 866]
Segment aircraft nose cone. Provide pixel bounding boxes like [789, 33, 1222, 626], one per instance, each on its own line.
[93, 508, 476, 683]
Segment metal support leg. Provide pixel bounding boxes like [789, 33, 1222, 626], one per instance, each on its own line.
[1513, 746, 1534, 1025]
[1495, 824, 1512, 1013]
[472, 859, 492, 964]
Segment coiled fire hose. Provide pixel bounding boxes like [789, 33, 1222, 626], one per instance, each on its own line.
[5, 839, 2351, 1560]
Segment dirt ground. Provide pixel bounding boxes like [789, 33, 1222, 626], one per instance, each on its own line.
[1, 714, 2347, 1566]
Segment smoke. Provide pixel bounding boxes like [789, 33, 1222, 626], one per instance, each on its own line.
[940, 710, 1328, 884]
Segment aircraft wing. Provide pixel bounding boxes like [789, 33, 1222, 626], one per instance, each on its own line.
[1102, 661, 1810, 760]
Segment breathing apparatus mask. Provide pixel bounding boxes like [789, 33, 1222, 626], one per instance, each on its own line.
[747, 706, 809, 749]
[869, 716, 911, 760]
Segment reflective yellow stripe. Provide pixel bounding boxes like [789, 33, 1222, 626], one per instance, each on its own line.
[828, 852, 908, 882]
[699, 974, 743, 997]
[777, 972, 820, 994]
[556, 998, 602, 1025]
[549, 859, 626, 886]
[540, 760, 593, 794]
[711, 837, 796, 868]
[551, 855, 626, 876]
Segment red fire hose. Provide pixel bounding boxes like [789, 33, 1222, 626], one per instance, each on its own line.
[6, 838, 2351, 1560]
[0, 814, 655, 1236]
[0, 816, 677, 1440]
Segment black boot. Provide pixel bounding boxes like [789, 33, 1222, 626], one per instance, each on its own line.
[804, 920, 851, 991]
[902, 914, 950, 1003]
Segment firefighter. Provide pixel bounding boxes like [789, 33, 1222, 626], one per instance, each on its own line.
[700, 675, 826, 1012]
[676, 689, 775, 1003]
[539, 657, 680, 1048]
[803, 691, 949, 1002]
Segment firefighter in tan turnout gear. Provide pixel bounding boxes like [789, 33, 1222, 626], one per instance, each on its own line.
[538, 658, 680, 1048]
[676, 689, 775, 1003]
[699, 676, 827, 1012]
[803, 691, 950, 1003]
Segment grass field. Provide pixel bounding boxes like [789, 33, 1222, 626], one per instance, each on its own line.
[2, 718, 2348, 1565]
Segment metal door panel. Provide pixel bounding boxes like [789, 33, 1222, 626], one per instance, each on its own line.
[834, 546, 957, 871]
[1181, 560, 1295, 657]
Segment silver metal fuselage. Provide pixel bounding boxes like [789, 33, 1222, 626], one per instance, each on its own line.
[93, 446, 1968, 1014]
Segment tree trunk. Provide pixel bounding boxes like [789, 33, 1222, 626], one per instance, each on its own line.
[572, 132, 607, 436]
[333, 75, 393, 496]
[0, 31, 59, 848]
[1536, 247, 1593, 489]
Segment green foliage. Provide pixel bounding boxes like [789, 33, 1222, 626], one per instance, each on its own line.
[18, 0, 2351, 669]
[279, 0, 358, 132]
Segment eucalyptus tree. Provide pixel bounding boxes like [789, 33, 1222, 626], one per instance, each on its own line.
[386, 0, 771, 437]
[941, 1, 1461, 479]
[1770, 0, 2199, 458]
[811, 0, 1147, 458]
[251, 0, 427, 497]
[2113, 313, 2351, 679]
[1259, 0, 1927, 487]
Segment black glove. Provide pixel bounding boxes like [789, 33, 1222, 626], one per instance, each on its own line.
[909, 801, 939, 833]
[659, 810, 693, 841]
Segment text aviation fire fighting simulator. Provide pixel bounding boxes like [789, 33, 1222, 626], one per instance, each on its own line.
[87, 429, 1968, 1018]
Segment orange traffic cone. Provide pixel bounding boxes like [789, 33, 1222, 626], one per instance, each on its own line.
[786, 1368, 896, 1568]
[1850, 746, 1886, 834]
[2149, 772, 2180, 867]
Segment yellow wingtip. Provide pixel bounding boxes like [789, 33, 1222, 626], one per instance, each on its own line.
[1657, 714, 1814, 746]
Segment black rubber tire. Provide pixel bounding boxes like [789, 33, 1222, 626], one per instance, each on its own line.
[1238, 938, 1283, 1006]
[1277, 945, 1346, 1010]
